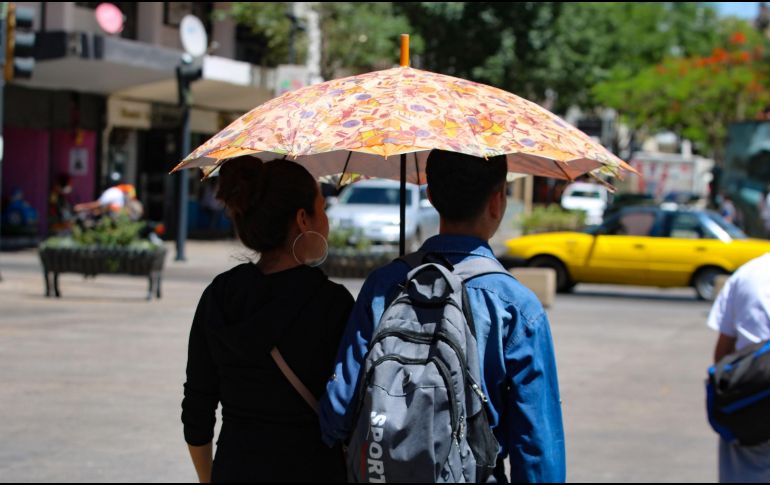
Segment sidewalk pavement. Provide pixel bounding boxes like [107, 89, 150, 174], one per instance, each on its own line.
[0, 239, 718, 482]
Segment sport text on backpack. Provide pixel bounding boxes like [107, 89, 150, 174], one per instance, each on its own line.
[347, 253, 507, 483]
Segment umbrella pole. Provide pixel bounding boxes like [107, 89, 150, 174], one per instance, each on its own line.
[400, 153, 407, 256]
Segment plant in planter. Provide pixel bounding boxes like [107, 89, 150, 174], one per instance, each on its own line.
[519, 205, 587, 235]
[323, 227, 396, 278]
[38, 214, 167, 300]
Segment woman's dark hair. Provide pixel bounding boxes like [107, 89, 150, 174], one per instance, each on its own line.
[216, 156, 318, 253]
[426, 150, 508, 222]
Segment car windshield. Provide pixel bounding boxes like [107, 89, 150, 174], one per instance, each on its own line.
[339, 187, 413, 206]
[567, 190, 602, 199]
[706, 212, 747, 240]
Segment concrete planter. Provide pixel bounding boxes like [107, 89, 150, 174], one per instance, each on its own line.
[38, 245, 167, 299]
[321, 248, 398, 279]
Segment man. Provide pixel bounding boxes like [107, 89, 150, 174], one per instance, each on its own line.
[319, 150, 566, 482]
[708, 253, 770, 483]
[74, 182, 142, 220]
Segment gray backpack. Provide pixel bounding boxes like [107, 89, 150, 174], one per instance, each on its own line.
[347, 253, 507, 483]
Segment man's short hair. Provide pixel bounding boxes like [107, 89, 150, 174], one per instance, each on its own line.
[426, 150, 508, 222]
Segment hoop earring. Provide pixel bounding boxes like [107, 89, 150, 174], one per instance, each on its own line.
[291, 231, 329, 268]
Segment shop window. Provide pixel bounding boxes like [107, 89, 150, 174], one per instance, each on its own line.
[163, 2, 213, 32]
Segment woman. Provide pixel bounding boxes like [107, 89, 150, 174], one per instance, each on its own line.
[182, 156, 353, 483]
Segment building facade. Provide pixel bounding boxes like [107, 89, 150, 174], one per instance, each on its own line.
[1, 2, 305, 239]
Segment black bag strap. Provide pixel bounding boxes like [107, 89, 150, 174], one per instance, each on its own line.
[268, 269, 329, 414]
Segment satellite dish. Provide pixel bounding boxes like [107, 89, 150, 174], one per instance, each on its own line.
[180, 15, 208, 58]
[95, 3, 124, 35]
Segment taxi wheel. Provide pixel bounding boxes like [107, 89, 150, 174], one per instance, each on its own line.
[693, 266, 727, 301]
[528, 256, 573, 293]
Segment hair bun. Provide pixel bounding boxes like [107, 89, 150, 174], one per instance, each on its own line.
[216, 156, 265, 217]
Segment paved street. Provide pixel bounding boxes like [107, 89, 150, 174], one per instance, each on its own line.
[0, 241, 717, 482]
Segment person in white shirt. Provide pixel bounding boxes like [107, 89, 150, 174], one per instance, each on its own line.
[707, 253, 770, 483]
[74, 183, 142, 219]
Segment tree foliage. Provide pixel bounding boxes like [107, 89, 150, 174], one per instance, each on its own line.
[223, 2, 299, 67]
[226, 2, 420, 79]
[594, 24, 770, 159]
[397, 2, 724, 110]
[223, 1, 764, 158]
[317, 3, 422, 80]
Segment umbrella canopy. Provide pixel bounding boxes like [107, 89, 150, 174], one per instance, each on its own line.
[172, 35, 635, 254]
[172, 64, 631, 183]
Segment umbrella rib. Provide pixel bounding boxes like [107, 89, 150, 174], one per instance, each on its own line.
[414, 151, 421, 185]
[555, 160, 575, 181]
[337, 151, 354, 191]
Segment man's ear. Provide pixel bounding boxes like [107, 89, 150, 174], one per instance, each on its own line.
[488, 184, 506, 220]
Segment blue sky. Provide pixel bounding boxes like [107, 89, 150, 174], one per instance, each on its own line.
[715, 2, 759, 19]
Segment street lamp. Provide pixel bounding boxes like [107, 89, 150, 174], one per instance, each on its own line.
[175, 15, 206, 262]
[175, 55, 202, 262]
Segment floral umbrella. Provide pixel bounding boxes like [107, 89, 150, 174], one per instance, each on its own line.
[172, 36, 634, 252]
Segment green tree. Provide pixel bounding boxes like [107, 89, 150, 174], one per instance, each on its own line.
[223, 2, 298, 67]
[317, 3, 421, 80]
[542, 2, 721, 109]
[594, 25, 770, 160]
[396, 2, 561, 103]
[225, 2, 420, 79]
[396, 2, 724, 110]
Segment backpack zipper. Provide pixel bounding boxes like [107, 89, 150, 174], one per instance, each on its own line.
[362, 353, 460, 437]
[371, 329, 490, 404]
[432, 356, 459, 437]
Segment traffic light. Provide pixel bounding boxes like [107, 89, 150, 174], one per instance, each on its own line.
[5, 3, 36, 81]
[176, 59, 202, 107]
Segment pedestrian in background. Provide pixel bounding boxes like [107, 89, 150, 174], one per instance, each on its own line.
[719, 193, 737, 226]
[48, 173, 74, 235]
[182, 156, 353, 483]
[762, 187, 770, 237]
[707, 253, 770, 483]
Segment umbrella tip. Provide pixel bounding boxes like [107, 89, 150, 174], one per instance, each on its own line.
[400, 34, 409, 68]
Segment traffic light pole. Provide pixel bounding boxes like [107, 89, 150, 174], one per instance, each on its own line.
[175, 60, 202, 262]
[175, 68, 191, 262]
[0, 3, 7, 282]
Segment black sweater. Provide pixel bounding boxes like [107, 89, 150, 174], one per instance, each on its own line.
[182, 263, 354, 482]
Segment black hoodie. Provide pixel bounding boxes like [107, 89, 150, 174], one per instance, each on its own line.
[182, 263, 354, 482]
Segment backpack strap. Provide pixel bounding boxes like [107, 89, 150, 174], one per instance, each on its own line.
[452, 256, 511, 282]
[452, 257, 512, 341]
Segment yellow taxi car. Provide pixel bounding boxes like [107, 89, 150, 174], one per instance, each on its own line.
[505, 206, 770, 300]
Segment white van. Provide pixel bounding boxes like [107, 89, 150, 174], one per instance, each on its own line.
[560, 182, 609, 226]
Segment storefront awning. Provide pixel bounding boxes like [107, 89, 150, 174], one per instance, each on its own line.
[16, 31, 281, 113]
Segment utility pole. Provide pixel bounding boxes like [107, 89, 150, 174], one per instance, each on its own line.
[175, 15, 205, 262]
[175, 56, 202, 262]
[0, 2, 7, 282]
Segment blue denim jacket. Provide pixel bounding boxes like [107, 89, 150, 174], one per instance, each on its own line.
[319, 234, 566, 482]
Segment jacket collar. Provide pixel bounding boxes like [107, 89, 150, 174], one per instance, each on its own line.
[420, 234, 496, 260]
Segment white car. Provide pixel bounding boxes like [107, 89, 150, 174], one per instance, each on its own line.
[327, 180, 440, 250]
[560, 182, 609, 226]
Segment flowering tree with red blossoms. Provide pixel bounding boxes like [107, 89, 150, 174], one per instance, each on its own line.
[595, 29, 770, 160]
